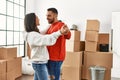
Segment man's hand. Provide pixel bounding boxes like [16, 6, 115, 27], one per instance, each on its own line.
[60, 24, 70, 35]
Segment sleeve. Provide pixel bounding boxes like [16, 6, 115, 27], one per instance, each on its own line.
[64, 31, 71, 39]
[28, 31, 61, 46]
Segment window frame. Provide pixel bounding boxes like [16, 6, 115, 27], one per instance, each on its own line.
[0, 0, 26, 57]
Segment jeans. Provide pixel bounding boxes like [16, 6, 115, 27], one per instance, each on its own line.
[32, 63, 49, 80]
[47, 60, 63, 80]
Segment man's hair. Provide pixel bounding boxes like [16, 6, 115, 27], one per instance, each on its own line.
[47, 8, 58, 14]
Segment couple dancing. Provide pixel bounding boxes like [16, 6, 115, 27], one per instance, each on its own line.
[23, 8, 71, 80]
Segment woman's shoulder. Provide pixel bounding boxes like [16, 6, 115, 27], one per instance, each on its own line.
[29, 31, 40, 35]
[28, 31, 42, 38]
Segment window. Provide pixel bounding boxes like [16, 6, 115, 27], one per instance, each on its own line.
[0, 0, 26, 57]
[0, 0, 6, 14]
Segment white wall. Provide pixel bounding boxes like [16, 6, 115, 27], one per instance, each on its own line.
[27, 0, 120, 40]
[26, 0, 35, 13]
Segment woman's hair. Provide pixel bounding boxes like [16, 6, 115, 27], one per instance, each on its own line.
[24, 13, 39, 32]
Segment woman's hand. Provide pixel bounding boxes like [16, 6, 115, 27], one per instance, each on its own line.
[60, 24, 70, 35]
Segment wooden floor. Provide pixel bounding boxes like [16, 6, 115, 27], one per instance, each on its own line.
[16, 75, 33, 80]
[16, 75, 120, 80]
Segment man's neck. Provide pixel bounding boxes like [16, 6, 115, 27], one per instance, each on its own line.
[51, 19, 59, 24]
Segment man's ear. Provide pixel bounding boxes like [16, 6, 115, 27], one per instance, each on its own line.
[55, 14, 58, 17]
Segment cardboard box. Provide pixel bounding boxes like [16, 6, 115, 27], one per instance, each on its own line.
[7, 70, 16, 80]
[81, 65, 111, 80]
[63, 52, 83, 67]
[66, 40, 80, 52]
[62, 66, 81, 80]
[69, 30, 80, 41]
[104, 68, 111, 80]
[0, 60, 7, 80]
[80, 41, 85, 51]
[81, 65, 88, 79]
[15, 63, 22, 78]
[85, 31, 99, 42]
[84, 51, 113, 69]
[7, 57, 22, 80]
[98, 33, 109, 44]
[15, 57, 22, 78]
[0, 73, 6, 80]
[97, 43, 100, 51]
[7, 66, 22, 80]
[85, 41, 97, 52]
[0, 60, 6, 73]
[0, 47, 17, 59]
[7, 57, 22, 72]
[86, 20, 100, 31]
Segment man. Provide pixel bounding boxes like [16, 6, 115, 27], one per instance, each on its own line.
[46, 8, 71, 80]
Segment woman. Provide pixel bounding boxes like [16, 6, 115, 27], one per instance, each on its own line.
[23, 13, 69, 80]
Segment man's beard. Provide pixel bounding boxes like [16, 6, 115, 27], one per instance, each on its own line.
[48, 18, 54, 24]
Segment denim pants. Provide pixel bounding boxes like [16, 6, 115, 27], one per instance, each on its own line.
[32, 63, 49, 80]
[47, 60, 63, 80]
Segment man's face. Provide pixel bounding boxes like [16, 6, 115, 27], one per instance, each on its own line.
[46, 11, 56, 24]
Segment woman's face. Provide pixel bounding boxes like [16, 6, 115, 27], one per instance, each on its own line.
[36, 16, 40, 26]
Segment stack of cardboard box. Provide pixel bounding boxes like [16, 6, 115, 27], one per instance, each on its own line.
[62, 52, 83, 80]
[82, 20, 113, 80]
[61, 30, 83, 80]
[85, 20, 99, 52]
[0, 47, 22, 80]
[61, 20, 113, 80]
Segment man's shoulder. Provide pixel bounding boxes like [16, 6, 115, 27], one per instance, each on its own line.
[58, 21, 64, 25]
[47, 21, 65, 33]
[57, 22, 64, 28]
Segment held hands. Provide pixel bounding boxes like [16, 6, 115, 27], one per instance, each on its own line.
[60, 24, 70, 35]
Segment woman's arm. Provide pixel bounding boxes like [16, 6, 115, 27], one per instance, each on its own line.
[28, 31, 61, 46]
